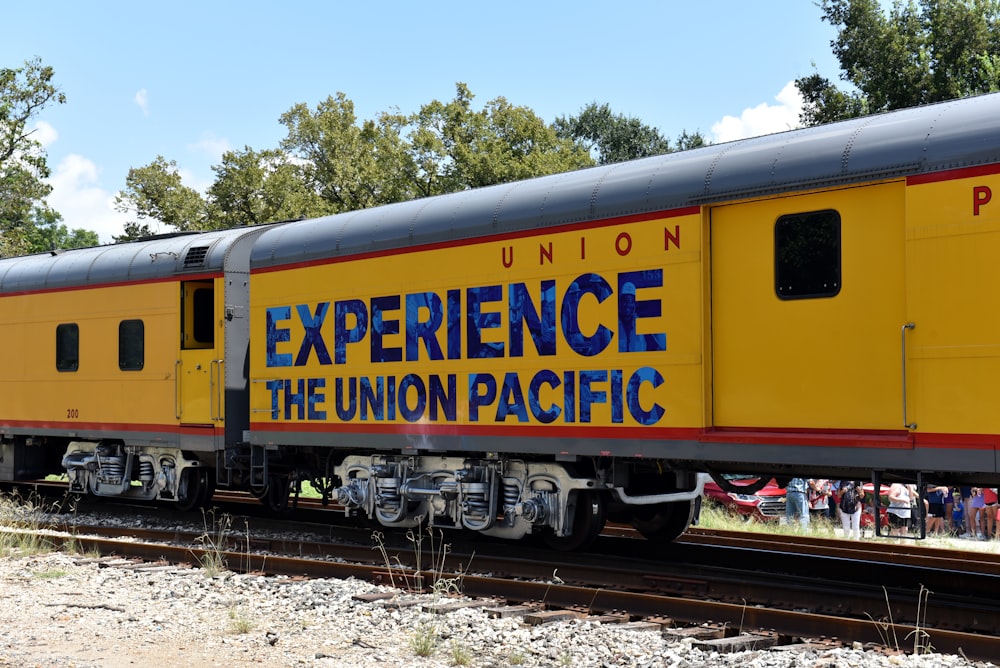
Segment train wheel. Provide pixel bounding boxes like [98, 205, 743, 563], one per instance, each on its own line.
[543, 490, 606, 551]
[261, 475, 292, 512]
[629, 500, 694, 543]
[175, 468, 213, 512]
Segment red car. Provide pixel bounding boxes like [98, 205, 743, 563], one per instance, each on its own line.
[703, 477, 787, 521]
[859, 482, 891, 529]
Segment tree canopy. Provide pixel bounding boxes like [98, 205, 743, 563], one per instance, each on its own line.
[0, 57, 66, 256]
[554, 103, 706, 165]
[116, 84, 615, 234]
[798, 0, 1000, 125]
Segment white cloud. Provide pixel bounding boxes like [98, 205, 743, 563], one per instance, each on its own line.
[135, 89, 150, 116]
[188, 131, 229, 163]
[46, 154, 134, 244]
[32, 120, 58, 148]
[711, 81, 804, 143]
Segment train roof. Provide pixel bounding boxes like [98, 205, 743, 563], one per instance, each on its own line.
[0, 227, 263, 294]
[250, 92, 1000, 270]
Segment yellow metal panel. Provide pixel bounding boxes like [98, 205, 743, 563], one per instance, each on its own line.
[906, 172, 1000, 434]
[0, 282, 181, 431]
[711, 183, 906, 430]
[250, 213, 706, 432]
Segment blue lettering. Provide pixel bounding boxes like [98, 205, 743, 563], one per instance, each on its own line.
[496, 372, 529, 422]
[509, 281, 556, 357]
[398, 374, 426, 422]
[371, 296, 402, 363]
[406, 292, 444, 361]
[627, 366, 665, 425]
[335, 377, 357, 420]
[428, 374, 457, 421]
[466, 286, 504, 358]
[561, 274, 613, 357]
[307, 378, 327, 420]
[578, 370, 608, 423]
[528, 370, 561, 424]
[334, 299, 368, 364]
[284, 378, 306, 420]
[360, 376, 384, 420]
[468, 373, 497, 422]
[266, 307, 292, 367]
[618, 271, 666, 353]
[295, 303, 332, 366]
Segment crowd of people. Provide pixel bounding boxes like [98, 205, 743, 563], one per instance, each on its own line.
[783, 478, 1000, 540]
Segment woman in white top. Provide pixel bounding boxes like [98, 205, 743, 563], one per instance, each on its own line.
[887, 483, 913, 536]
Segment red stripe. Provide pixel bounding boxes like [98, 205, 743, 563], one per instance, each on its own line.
[907, 162, 1000, 186]
[0, 420, 221, 437]
[252, 206, 700, 275]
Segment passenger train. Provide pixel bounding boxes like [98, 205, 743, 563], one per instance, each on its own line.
[3, 92, 1000, 547]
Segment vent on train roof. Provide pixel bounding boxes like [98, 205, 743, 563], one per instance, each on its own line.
[183, 246, 209, 268]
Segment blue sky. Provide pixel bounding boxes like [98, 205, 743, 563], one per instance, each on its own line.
[4, 1, 846, 242]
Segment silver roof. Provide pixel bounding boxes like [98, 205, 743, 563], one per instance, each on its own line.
[251, 92, 1000, 270]
[0, 228, 258, 294]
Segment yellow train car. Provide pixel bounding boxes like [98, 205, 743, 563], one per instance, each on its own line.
[0, 228, 265, 508]
[247, 93, 1000, 545]
[4, 93, 1000, 546]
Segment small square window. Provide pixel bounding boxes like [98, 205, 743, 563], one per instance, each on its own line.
[56, 323, 79, 372]
[775, 210, 841, 299]
[119, 320, 144, 371]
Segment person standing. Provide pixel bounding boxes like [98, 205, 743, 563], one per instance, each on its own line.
[887, 482, 913, 537]
[785, 478, 809, 528]
[970, 488, 986, 539]
[807, 479, 832, 520]
[838, 480, 863, 540]
[924, 483, 949, 535]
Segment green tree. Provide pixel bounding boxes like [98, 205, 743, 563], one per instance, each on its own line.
[798, 0, 1000, 125]
[0, 57, 66, 256]
[206, 146, 331, 228]
[554, 103, 671, 164]
[114, 156, 208, 237]
[279, 93, 416, 212]
[23, 208, 98, 252]
[409, 83, 593, 191]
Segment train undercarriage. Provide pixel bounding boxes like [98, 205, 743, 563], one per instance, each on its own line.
[3, 437, 702, 548]
[61, 441, 214, 512]
[305, 450, 702, 549]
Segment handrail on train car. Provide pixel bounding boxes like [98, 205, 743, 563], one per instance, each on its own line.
[210, 359, 224, 421]
[902, 323, 916, 430]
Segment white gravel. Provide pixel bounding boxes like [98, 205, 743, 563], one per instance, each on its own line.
[0, 549, 991, 668]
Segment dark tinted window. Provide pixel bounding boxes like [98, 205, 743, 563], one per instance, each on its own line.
[775, 209, 841, 299]
[56, 323, 79, 372]
[119, 320, 144, 371]
[192, 288, 214, 345]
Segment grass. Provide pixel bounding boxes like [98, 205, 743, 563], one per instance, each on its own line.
[0, 491, 58, 557]
[697, 500, 1000, 554]
[228, 606, 255, 634]
[449, 641, 472, 666]
[32, 569, 67, 579]
[411, 623, 438, 657]
[195, 508, 232, 577]
[372, 522, 473, 595]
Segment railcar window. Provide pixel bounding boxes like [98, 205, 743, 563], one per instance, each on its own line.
[191, 288, 214, 345]
[56, 323, 79, 372]
[775, 209, 841, 299]
[119, 320, 144, 371]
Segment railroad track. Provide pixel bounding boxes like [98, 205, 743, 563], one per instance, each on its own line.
[16, 501, 999, 662]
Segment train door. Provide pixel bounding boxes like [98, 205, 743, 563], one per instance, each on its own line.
[710, 183, 908, 433]
[178, 280, 220, 426]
